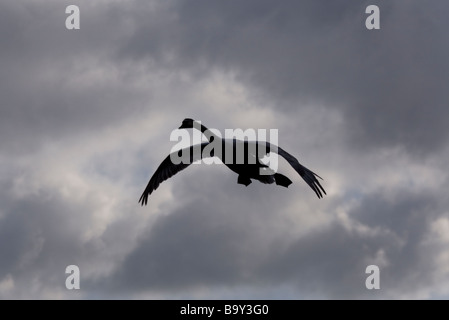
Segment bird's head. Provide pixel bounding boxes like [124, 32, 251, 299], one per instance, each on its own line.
[178, 118, 197, 129]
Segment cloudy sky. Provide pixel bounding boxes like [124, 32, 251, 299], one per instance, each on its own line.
[1, 0, 449, 299]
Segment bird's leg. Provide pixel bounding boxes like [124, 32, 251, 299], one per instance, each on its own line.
[237, 175, 252, 186]
[274, 173, 292, 188]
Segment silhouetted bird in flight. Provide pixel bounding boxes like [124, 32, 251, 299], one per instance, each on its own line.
[139, 118, 326, 205]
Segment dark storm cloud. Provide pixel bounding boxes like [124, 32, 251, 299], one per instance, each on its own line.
[0, 1, 149, 155]
[120, 0, 449, 155]
[0, 186, 89, 297]
[3, 0, 448, 155]
[1, 0, 449, 299]
[112, 202, 250, 290]
[109, 181, 447, 298]
[261, 191, 445, 298]
[106, 170, 293, 292]
[0, 170, 145, 298]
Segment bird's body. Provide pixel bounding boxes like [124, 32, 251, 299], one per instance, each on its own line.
[139, 119, 326, 205]
[216, 138, 291, 186]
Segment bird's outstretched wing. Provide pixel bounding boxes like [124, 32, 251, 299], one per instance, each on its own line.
[139, 143, 210, 205]
[270, 144, 326, 199]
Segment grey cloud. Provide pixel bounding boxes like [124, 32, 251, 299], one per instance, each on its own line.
[106, 170, 289, 292]
[119, 0, 449, 155]
[0, 1, 150, 155]
[108, 183, 447, 298]
[0, 192, 87, 297]
[0, 171, 146, 299]
[4, 0, 448, 155]
[1, 0, 449, 299]
[261, 191, 446, 299]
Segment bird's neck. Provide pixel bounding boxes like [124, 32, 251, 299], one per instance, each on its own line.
[196, 122, 218, 142]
